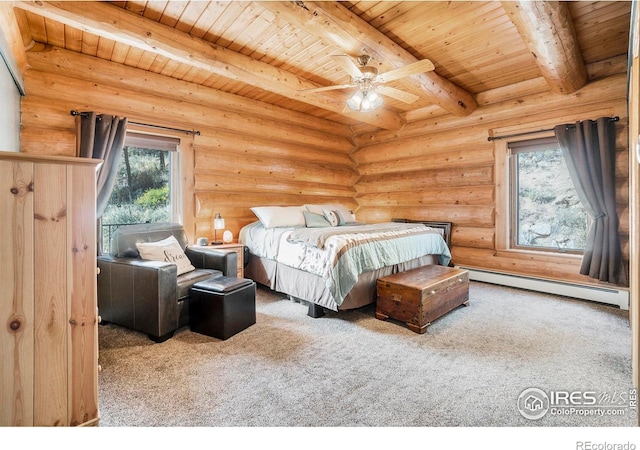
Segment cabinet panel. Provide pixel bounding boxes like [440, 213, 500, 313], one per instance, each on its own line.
[67, 163, 99, 426]
[0, 159, 35, 426]
[34, 163, 67, 426]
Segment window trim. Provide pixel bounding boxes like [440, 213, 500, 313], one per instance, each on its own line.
[122, 131, 182, 223]
[121, 124, 195, 241]
[493, 130, 582, 261]
[507, 134, 584, 256]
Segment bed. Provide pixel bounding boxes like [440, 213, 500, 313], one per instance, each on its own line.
[239, 204, 452, 316]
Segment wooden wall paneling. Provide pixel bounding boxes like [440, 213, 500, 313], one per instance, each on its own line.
[356, 205, 495, 228]
[356, 147, 494, 177]
[194, 131, 355, 166]
[450, 247, 585, 282]
[33, 163, 67, 426]
[22, 70, 352, 153]
[355, 165, 494, 194]
[25, 46, 354, 138]
[20, 49, 358, 242]
[352, 69, 629, 288]
[353, 126, 491, 165]
[194, 148, 358, 187]
[0, 159, 35, 426]
[451, 226, 495, 250]
[194, 191, 359, 237]
[20, 125, 76, 156]
[356, 185, 494, 207]
[195, 172, 356, 198]
[20, 97, 76, 130]
[354, 74, 627, 148]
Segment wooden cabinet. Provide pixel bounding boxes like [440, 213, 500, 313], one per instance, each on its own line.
[215, 243, 245, 277]
[0, 152, 100, 426]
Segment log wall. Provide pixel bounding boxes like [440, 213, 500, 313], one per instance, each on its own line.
[20, 46, 629, 287]
[19, 46, 357, 242]
[352, 67, 629, 287]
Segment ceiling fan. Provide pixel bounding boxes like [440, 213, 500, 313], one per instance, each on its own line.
[299, 54, 435, 112]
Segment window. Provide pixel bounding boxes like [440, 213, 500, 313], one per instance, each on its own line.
[101, 132, 181, 251]
[508, 136, 588, 253]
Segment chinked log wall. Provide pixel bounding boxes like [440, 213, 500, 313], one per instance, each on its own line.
[352, 59, 629, 287]
[20, 46, 629, 287]
[19, 46, 358, 239]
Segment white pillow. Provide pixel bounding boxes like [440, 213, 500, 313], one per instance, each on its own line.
[305, 204, 355, 223]
[250, 206, 306, 228]
[136, 235, 195, 276]
[323, 209, 340, 227]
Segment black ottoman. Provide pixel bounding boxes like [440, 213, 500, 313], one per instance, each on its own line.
[189, 277, 256, 340]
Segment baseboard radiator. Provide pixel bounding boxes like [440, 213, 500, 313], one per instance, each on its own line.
[457, 267, 629, 310]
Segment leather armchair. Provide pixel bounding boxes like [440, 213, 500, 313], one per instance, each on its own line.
[97, 222, 237, 342]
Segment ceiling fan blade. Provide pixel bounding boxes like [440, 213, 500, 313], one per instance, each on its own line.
[377, 59, 435, 83]
[332, 55, 364, 79]
[376, 85, 420, 104]
[298, 83, 354, 94]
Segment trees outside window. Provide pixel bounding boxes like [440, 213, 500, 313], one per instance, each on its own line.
[101, 133, 180, 252]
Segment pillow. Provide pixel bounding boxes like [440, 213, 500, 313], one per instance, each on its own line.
[250, 206, 306, 228]
[304, 204, 356, 223]
[323, 209, 341, 227]
[136, 235, 195, 276]
[303, 211, 331, 228]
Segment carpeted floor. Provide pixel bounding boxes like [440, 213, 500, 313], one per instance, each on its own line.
[97, 281, 634, 427]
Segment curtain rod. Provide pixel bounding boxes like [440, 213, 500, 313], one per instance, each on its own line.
[70, 110, 201, 136]
[487, 116, 619, 142]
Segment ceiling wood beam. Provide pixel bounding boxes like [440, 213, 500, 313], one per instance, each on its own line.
[501, 1, 587, 94]
[261, 1, 478, 117]
[15, 1, 405, 131]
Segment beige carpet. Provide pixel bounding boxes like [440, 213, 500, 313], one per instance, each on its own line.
[97, 281, 633, 427]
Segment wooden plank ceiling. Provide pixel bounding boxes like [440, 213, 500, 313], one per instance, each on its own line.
[12, 1, 631, 130]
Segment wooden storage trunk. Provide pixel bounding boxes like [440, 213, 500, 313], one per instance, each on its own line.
[376, 265, 469, 334]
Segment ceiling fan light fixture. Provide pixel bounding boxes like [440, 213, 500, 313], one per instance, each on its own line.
[347, 89, 383, 112]
[347, 79, 383, 112]
[346, 90, 363, 110]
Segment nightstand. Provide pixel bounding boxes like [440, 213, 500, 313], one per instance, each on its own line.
[194, 242, 245, 277]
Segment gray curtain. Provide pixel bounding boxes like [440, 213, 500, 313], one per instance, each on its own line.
[77, 112, 128, 218]
[554, 117, 627, 285]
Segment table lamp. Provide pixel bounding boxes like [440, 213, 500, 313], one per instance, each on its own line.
[213, 212, 225, 245]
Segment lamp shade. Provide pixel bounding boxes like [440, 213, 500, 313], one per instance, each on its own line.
[347, 89, 383, 112]
[213, 213, 225, 230]
[212, 212, 225, 245]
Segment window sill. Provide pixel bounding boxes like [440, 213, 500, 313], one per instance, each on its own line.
[495, 248, 583, 263]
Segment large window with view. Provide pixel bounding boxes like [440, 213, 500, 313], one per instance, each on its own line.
[509, 136, 589, 253]
[101, 132, 181, 252]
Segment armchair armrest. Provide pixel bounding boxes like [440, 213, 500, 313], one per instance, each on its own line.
[185, 246, 237, 277]
[97, 255, 178, 340]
